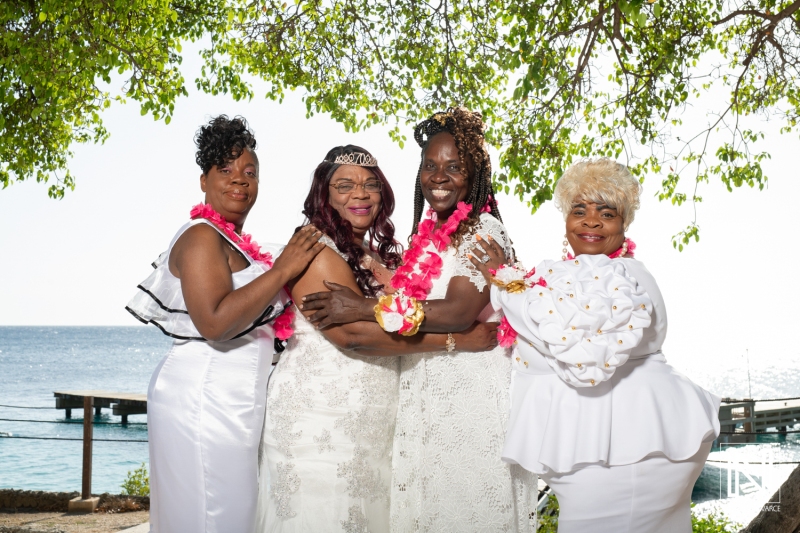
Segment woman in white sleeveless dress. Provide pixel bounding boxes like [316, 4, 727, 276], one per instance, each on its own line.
[126, 116, 324, 533]
[301, 110, 537, 532]
[257, 145, 501, 533]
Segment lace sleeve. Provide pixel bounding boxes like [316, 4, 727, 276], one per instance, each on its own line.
[454, 214, 514, 292]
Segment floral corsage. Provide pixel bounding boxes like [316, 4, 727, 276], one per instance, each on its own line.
[489, 264, 530, 294]
[374, 290, 425, 336]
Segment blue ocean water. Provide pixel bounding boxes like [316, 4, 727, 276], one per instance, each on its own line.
[0, 326, 171, 493]
[0, 326, 798, 512]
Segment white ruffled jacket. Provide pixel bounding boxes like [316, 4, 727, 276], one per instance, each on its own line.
[493, 254, 720, 475]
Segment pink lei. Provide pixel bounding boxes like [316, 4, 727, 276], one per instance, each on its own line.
[190, 203, 294, 341]
[391, 202, 472, 298]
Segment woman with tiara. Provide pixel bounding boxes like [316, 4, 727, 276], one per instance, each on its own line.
[126, 115, 325, 533]
[257, 144, 501, 533]
[471, 158, 720, 532]
[300, 108, 536, 532]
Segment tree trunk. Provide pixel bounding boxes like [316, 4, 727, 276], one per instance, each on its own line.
[740, 465, 800, 533]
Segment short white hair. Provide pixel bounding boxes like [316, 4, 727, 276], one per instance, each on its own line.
[554, 158, 642, 231]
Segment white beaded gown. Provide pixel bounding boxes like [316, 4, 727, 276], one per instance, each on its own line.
[257, 236, 400, 533]
[125, 219, 288, 533]
[390, 213, 537, 533]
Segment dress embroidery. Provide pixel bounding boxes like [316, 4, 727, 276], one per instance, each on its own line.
[271, 462, 301, 518]
[260, 236, 399, 532]
[321, 380, 350, 407]
[341, 505, 371, 533]
[389, 214, 536, 532]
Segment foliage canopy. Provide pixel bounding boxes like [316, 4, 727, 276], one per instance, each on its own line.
[207, 0, 800, 248]
[0, 0, 223, 198]
[3, 0, 799, 246]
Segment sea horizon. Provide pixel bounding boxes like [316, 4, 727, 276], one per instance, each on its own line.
[2, 325, 798, 527]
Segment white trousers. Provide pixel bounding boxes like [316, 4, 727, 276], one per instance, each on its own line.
[543, 441, 712, 533]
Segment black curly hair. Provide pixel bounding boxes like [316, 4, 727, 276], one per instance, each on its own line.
[411, 106, 502, 247]
[194, 115, 258, 174]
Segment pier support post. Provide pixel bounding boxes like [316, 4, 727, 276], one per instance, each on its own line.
[68, 396, 99, 513]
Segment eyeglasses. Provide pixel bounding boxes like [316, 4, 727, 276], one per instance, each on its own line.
[329, 181, 382, 194]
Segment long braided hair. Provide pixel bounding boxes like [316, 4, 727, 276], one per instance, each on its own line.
[411, 107, 503, 247]
[299, 145, 402, 297]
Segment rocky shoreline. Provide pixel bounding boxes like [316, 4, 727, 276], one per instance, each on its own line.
[0, 490, 148, 513]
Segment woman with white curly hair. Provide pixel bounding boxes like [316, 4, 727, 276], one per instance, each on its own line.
[470, 158, 720, 532]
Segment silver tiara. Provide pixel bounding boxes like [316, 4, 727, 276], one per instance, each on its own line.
[329, 152, 378, 167]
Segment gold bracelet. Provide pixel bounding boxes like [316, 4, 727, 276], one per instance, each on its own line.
[446, 333, 456, 352]
[490, 277, 528, 294]
[374, 293, 425, 336]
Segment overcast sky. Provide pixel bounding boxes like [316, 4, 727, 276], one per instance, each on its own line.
[1, 41, 798, 392]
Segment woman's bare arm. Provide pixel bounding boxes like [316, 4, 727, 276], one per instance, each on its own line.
[302, 235, 508, 333]
[173, 224, 324, 341]
[292, 247, 498, 355]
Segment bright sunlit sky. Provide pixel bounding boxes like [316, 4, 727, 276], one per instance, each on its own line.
[1, 41, 798, 382]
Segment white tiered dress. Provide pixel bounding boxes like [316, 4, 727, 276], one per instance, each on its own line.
[390, 213, 537, 533]
[126, 219, 288, 533]
[257, 236, 400, 533]
[493, 254, 720, 532]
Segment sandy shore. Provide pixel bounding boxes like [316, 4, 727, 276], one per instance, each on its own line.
[0, 509, 148, 533]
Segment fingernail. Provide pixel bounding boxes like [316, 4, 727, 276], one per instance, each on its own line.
[299, 304, 304, 309]
[476, 235, 482, 240]
[301, 297, 306, 301]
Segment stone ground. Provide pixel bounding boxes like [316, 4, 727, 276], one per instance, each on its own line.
[0, 510, 148, 533]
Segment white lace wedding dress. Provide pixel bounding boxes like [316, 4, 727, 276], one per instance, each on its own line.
[257, 236, 400, 533]
[390, 213, 537, 532]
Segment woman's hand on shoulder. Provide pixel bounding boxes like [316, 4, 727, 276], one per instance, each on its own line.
[271, 225, 327, 281]
[452, 321, 499, 352]
[468, 235, 507, 284]
[300, 281, 375, 328]
[290, 244, 365, 315]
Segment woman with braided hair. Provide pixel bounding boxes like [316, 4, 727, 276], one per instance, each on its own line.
[301, 108, 536, 532]
[256, 144, 501, 533]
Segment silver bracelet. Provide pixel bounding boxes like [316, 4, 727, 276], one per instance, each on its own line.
[446, 333, 456, 353]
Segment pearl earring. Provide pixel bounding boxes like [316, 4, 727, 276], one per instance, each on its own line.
[562, 235, 569, 261]
[620, 240, 628, 257]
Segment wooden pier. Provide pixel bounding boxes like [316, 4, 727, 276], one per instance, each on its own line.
[53, 390, 147, 424]
[50, 391, 147, 512]
[718, 397, 800, 443]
